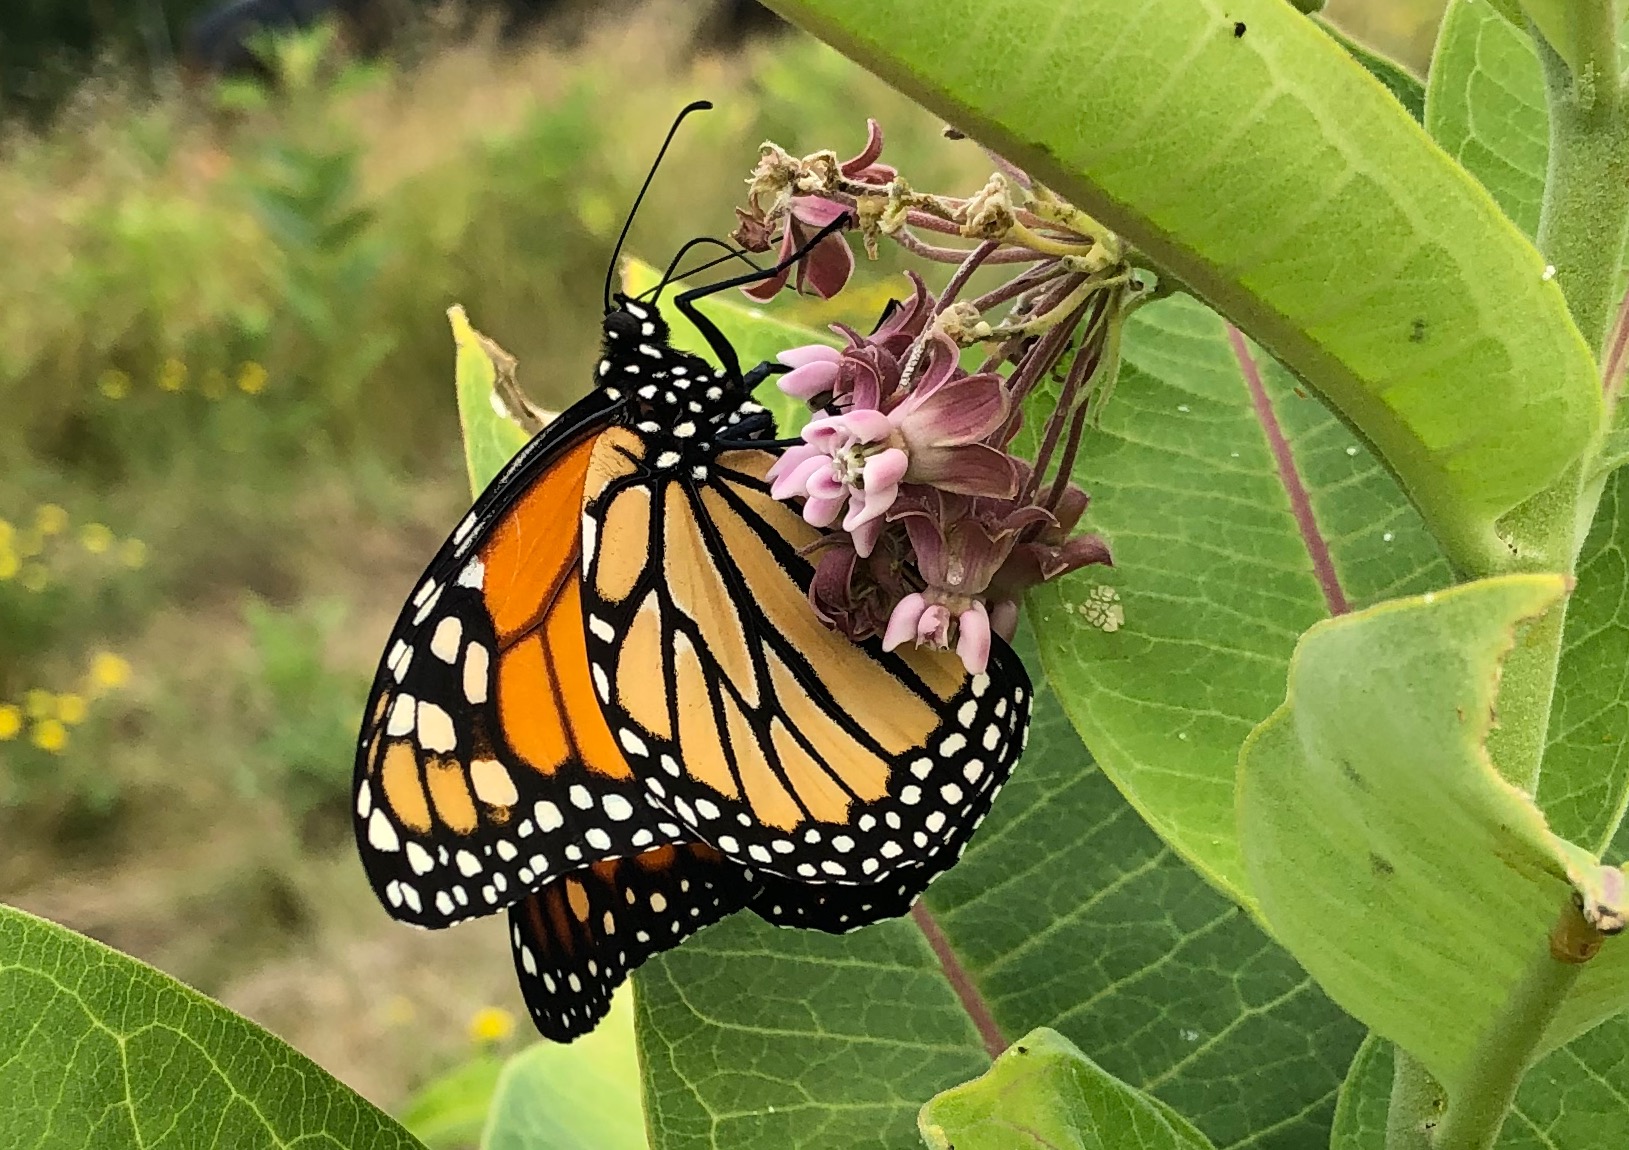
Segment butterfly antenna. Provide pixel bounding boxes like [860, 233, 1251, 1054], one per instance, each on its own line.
[603, 99, 714, 314]
[674, 212, 852, 386]
[642, 237, 767, 302]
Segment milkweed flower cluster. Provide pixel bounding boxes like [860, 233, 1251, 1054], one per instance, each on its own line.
[738, 122, 1138, 673]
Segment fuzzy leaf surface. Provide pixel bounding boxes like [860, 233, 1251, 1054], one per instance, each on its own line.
[768, 0, 1601, 573]
[1238, 577, 1629, 1101]
[918, 1028, 1215, 1150]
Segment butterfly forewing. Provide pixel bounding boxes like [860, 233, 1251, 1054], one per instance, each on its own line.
[354, 388, 691, 929]
[580, 436, 1033, 890]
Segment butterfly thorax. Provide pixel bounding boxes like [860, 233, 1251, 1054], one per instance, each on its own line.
[596, 297, 770, 478]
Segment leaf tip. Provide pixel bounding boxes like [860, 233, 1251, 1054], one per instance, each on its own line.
[448, 303, 474, 348]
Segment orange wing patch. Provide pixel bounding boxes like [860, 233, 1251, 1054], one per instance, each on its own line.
[481, 434, 598, 644]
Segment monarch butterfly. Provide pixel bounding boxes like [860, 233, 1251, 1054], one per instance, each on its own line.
[353, 104, 1033, 1041]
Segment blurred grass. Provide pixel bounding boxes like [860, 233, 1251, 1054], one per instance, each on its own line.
[0, 0, 1449, 1121]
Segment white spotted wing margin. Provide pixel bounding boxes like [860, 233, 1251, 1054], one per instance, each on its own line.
[354, 385, 690, 932]
[507, 840, 958, 1043]
[580, 445, 1033, 895]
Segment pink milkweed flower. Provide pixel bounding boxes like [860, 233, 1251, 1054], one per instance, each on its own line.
[742, 196, 856, 302]
[828, 271, 933, 363]
[769, 409, 908, 556]
[884, 593, 992, 676]
[884, 335, 1018, 498]
[767, 344, 1020, 558]
[805, 527, 914, 641]
[776, 344, 842, 403]
[734, 121, 896, 304]
[838, 118, 897, 185]
[884, 483, 1107, 674]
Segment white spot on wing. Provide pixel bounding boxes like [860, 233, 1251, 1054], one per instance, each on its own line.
[464, 644, 490, 705]
[470, 758, 518, 807]
[368, 809, 400, 852]
[430, 617, 462, 662]
[387, 695, 416, 736]
[416, 700, 457, 753]
[412, 585, 443, 625]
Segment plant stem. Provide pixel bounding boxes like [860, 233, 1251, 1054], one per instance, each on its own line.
[1385, 17, 1629, 1148]
[1483, 7, 1629, 793]
[1385, 1049, 1442, 1150]
[1482, 464, 1580, 792]
[1534, 32, 1629, 356]
[1429, 912, 1586, 1150]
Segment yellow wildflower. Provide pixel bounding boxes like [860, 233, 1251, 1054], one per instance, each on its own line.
[237, 362, 269, 395]
[31, 719, 68, 753]
[119, 538, 148, 569]
[159, 358, 187, 392]
[57, 694, 88, 725]
[467, 1006, 515, 1044]
[35, 504, 67, 535]
[98, 370, 131, 399]
[89, 652, 132, 693]
[0, 550, 17, 580]
[19, 565, 47, 592]
[0, 705, 21, 740]
[80, 523, 114, 554]
[24, 690, 53, 719]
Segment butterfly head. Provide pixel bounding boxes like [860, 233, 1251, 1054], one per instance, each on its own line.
[597, 294, 767, 438]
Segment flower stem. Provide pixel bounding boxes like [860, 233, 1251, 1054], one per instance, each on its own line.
[933, 240, 999, 313]
[891, 229, 1040, 264]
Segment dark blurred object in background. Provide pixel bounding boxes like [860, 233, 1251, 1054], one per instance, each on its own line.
[0, 0, 786, 121]
[180, 0, 396, 81]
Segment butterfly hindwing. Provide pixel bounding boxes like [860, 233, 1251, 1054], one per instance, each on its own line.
[507, 839, 955, 1041]
[507, 843, 754, 1041]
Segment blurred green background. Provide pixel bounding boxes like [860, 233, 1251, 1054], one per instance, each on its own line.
[0, 0, 1445, 1137]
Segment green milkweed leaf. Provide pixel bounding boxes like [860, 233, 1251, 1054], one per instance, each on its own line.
[766, 0, 1601, 576]
[918, 1028, 1216, 1150]
[0, 905, 424, 1150]
[1238, 576, 1629, 1104]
